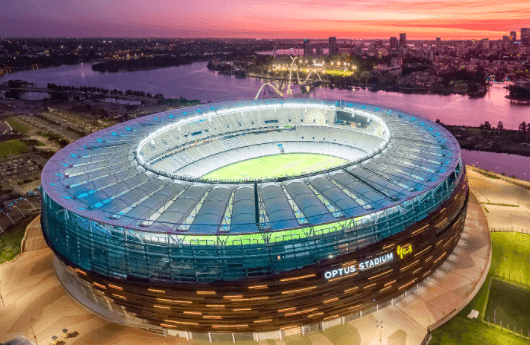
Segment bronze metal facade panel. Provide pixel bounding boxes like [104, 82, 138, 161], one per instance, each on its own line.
[46, 171, 468, 333]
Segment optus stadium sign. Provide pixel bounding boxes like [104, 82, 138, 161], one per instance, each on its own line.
[323, 244, 412, 280]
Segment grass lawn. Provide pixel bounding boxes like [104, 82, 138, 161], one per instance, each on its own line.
[322, 324, 361, 345]
[484, 279, 530, 335]
[430, 275, 528, 345]
[0, 215, 37, 264]
[202, 153, 347, 181]
[475, 170, 500, 179]
[6, 118, 30, 134]
[0, 139, 29, 158]
[431, 232, 530, 345]
[430, 315, 528, 345]
[326, 70, 354, 77]
[483, 203, 519, 207]
[284, 335, 313, 345]
[490, 232, 530, 283]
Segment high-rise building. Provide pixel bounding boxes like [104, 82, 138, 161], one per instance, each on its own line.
[510, 31, 517, 41]
[502, 35, 510, 50]
[315, 45, 324, 57]
[303, 39, 312, 57]
[481, 38, 490, 50]
[329, 37, 338, 57]
[522, 28, 530, 46]
[399, 33, 407, 48]
[389, 37, 398, 50]
[436, 37, 441, 49]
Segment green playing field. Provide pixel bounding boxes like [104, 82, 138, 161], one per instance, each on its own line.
[202, 153, 347, 181]
[490, 232, 530, 283]
[485, 279, 530, 336]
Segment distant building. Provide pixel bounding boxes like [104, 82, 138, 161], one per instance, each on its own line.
[338, 47, 352, 56]
[436, 37, 441, 49]
[490, 40, 499, 50]
[522, 28, 530, 46]
[329, 37, 338, 57]
[502, 35, 510, 50]
[481, 38, 490, 50]
[390, 56, 403, 67]
[315, 45, 324, 57]
[389, 37, 398, 50]
[399, 33, 407, 49]
[303, 39, 312, 57]
[510, 31, 517, 41]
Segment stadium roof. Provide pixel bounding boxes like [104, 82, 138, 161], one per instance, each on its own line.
[41, 99, 461, 235]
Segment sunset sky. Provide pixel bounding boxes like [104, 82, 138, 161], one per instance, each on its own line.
[2, 0, 530, 39]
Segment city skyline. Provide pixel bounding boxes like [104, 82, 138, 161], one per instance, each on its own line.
[1, 0, 530, 39]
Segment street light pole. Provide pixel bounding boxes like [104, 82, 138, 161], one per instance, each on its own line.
[25, 198, 36, 211]
[375, 320, 383, 345]
[12, 205, 25, 217]
[0, 280, 4, 306]
[0, 211, 14, 225]
[29, 317, 38, 345]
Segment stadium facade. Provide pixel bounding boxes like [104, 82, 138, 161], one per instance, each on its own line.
[41, 99, 468, 339]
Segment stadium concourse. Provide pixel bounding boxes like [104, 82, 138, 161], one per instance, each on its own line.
[1, 98, 489, 344]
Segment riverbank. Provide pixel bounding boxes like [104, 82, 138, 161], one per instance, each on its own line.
[242, 71, 489, 97]
[444, 125, 530, 158]
[91, 56, 204, 73]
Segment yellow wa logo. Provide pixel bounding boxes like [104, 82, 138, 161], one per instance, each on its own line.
[397, 244, 412, 259]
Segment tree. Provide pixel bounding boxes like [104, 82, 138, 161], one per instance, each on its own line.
[483, 121, 492, 130]
[520, 121, 527, 132]
[497, 121, 504, 131]
[509, 86, 530, 100]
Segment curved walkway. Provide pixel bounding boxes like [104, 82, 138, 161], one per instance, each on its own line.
[0, 183, 491, 345]
[467, 168, 530, 233]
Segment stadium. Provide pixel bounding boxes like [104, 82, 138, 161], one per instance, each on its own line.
[41, 98, 468, 340]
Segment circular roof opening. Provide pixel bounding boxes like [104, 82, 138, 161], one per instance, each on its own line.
[136, 104, 391, 183]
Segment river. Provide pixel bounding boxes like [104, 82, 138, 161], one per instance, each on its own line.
[2, 61, 530, 179]
[2, 62, 528, 129]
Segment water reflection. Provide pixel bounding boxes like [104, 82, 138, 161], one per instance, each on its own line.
[2, 62, 524, 129]
[461, 149, 530, 181]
